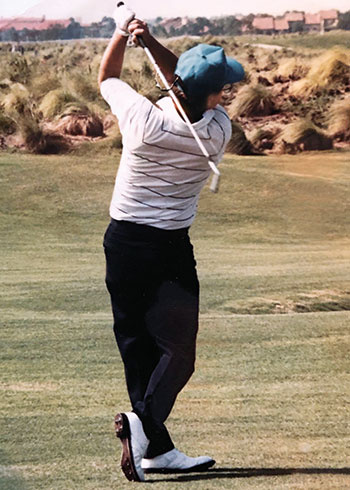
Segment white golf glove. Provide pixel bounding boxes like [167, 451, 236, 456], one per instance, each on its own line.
[113, 2, 135, 36]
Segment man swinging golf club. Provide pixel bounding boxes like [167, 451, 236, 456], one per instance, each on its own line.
[99, 2, 244, 483]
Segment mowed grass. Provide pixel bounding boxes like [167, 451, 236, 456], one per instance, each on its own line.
[1, 150, 350, 489]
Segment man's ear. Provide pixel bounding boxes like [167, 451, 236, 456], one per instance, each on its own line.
[206, 93, 218, 107]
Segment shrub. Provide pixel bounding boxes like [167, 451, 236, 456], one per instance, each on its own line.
[229, 84, 276, 117]
[54, 113, 104, 137]
[2, 83, 30, 116]
[30, 73, 61, 99]
[289, 78, 317, 98]
[0, 112, 16, 135]
[308, 48, 349, 86]
[67, 72, 101, 103]
[275, 58, 309, 81]
[16, 112, 69, 154]
[18, 114, 46, 152]
[6, 55, 31, 84]
[249, 126, 281, 151]
[59, 103, 92, 118]
[121, 63, 160, 104]
[39, 89, 81, 118]
[258, 52, 279, 72]
[225, 121, 254, 155]
[276, 119, 333, 153]
[0, 79, 12, 91]
[289, 48, 350, 97]
[328, 97, 350, 140]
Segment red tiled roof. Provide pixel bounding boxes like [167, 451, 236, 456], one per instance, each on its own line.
[160, 17, 183, 30]
[0, 20, 10, 29]
[252, 16, 274, 30]
[274, 18, 289, 30]
[285, 12, 304, 22]
[0, 17, 71, 32]
[319, 9, 338, 20]
[305, 13, 321, 25]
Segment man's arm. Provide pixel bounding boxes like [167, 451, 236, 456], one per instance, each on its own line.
[128, 20, 178, 84]
[98, 19, 178, 86]
[98, 31, 128, 85]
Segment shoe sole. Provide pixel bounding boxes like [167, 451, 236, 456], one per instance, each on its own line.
[143, 459, 216, 474]
[114, 413, 142, 482]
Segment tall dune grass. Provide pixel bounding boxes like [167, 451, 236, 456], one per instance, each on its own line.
[277, 119, 333, 152]
[328, 97, 350, 140]
[275, 58, 309, 81]
[289, 48, 350, 97]
[39, 89, 82, 119]
[229, 84, 276, 117]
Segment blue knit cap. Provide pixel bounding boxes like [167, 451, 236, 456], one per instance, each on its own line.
[175, 44, 244, 98]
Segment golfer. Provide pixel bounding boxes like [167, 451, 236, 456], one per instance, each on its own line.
[99, 4, 244, 483]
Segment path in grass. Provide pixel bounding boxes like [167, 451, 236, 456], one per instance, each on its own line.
[1, 151, 350, 489]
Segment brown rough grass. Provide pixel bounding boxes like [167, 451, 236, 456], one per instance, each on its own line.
[276, 119, 333, 153]
[55, 113, 104, 137]
[229, 84, 276, 118]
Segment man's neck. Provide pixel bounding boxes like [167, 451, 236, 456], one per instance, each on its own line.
[173, 99, 204, 124]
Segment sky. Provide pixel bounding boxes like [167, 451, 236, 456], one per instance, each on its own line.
[1, 0, 349, 19]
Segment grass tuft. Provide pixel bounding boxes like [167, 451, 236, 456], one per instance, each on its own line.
[226, 120, 255, 155]
[328, 97, 350, 140]
[17, 112, 69, 154]
[55, 113, 104, 137]
[0, 112, 16, 135]
[39, 89, 81, 119]
[277, 119, 333, 153]
[229, 84, 276, 117]
[289, 48, 350, 97]
[2, 83, 30, 115]
[249, 126, 281, 151]
[274, 57, 309, 81]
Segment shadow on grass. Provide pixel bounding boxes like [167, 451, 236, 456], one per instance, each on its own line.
[148, 467, 350, 483]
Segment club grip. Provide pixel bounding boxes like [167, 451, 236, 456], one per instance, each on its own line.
[210, 173, 220, 193]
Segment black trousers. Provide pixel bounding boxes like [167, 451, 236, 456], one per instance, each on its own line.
[103, 219, 199, 458]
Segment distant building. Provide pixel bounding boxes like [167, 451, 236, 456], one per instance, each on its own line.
[319, 9, 339, 30]
[252, 16, 275, 35]
[251, 9, 339, 34]
[284, 11, 304, 22]
[304, 13, 321, 32]
[159, 17, 189, 34]
[274, 17, 290, 33]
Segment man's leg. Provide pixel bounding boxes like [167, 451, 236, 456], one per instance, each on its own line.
[104, 221, 213, 475]
[103, 220, 175, 455]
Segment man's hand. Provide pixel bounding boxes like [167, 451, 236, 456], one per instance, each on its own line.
[113, 3, 135, 36]
[127, 19, 152, 46]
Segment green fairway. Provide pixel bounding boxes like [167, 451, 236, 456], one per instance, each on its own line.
[1, 151, 350, 489]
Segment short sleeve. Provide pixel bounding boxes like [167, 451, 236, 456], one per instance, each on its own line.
[100, 78, 151, 134]
[100, 77, 161, 149]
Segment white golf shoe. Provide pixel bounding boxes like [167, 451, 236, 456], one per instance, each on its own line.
[141, 448, 215, 474]
[115, 412, 149, 482]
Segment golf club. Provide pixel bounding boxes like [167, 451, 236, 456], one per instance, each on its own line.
[117, 2, 221, 193]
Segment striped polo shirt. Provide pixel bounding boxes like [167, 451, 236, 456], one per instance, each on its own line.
[101, 78, 232, 230]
